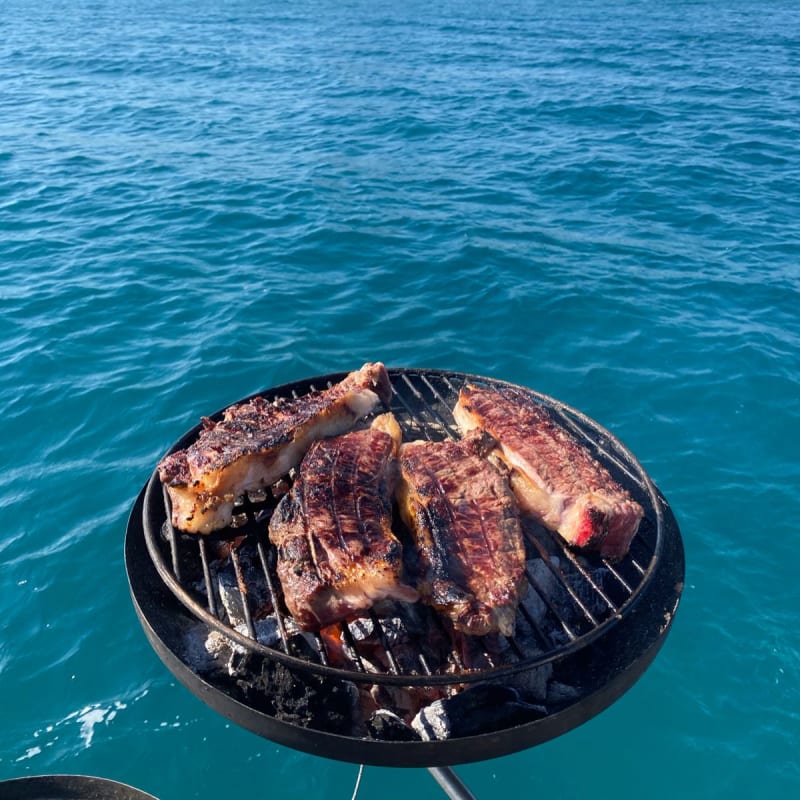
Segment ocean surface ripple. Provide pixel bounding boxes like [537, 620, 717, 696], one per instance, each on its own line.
[1, 1, 798, 798]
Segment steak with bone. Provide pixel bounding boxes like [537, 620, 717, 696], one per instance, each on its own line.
[396, 435, 526, 637]
[269, 413, 419, 631]
[453, 383, 644, 561]
[157, 362, 392, 534]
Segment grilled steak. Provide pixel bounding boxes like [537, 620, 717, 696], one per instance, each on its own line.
[158, 362, 392, 533]
[269, 414, 419, 631]
[454, 383, 644, 561]
[396, 435, 526, 637]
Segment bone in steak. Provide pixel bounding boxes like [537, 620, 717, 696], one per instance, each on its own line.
[453, 383, 643, 561]
[268, 413, 419, 631]
[157, 362, 392, 533]
[396, 434, 526, 637]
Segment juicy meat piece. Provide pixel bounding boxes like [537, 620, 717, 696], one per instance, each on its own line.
[453, 384, 644, 561]
[158, 362, 392, 533]
[268, 414, 419, 631]
[396, 436, 526, 637]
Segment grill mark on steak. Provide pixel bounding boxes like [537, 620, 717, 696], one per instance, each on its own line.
[268, 414, 419, 631]
[396, 435, 526, 637]
[454, 384, 644, 562]
[157, 362, 392, 534]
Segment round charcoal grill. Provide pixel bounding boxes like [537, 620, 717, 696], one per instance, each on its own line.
[126, 368, 684, 777]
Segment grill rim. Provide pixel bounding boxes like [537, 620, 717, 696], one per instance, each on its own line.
[140, 367, 666, 687]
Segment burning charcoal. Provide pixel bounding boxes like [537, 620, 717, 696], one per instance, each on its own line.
[384, 605, 452, 673]
[214, 542, 272, 626]
[367, 709, 422, 742]
[237, 658, 359, 735]
[342, 603, 452, 673]
[349, 615, 416, 673]
[524, 557, 561, 610]
[181, 620, 224, 674]
[251, 616, 281, 647]
[208, 565, 238, 621]
[546, 680, 581, 709]
[343, 607, 450, 676]
[513, 663, 553, 703]
[200, 631, 251, 676]
[520, 557, 572, 645]
[287, 632, 325, 663]
[386, 601, 434, 638]
[195, 615, 285, 678]
[203, 629, 239, 672]
[481, 632, 518, 664]
[347, 616, 378, 644]
[317, 624, 365, 670]
[455, 631, 520, 671]
[412, 684, 546, 741]
[579, 564, 620, 618]
[368, 683, 448, 723]
[529, 555, 617, 625]
[202, 630, 253, 676]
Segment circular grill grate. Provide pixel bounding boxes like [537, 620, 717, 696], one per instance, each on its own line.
[141, 369, 664, 688]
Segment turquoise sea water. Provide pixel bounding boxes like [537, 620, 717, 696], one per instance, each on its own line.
[1, 0, 799, 798]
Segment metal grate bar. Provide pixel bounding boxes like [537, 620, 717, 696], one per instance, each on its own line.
[601, 559, 634, 595]
[161, 485, 182, 583]
[417, 651, 434, 677]
[229, 546, 257, 640]
[313, 633, 331, 666]
[255, 538, 292, 654]
[339, 624, 368, 674]
[195, 539, 218, 617]
[367, 612, 402, 675]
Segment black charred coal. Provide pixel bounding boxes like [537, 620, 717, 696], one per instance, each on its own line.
[214, 539, 273, 625]
[235, 657, 358, 735]
[286, 632, 323, 661]
[366, 709, 422, 742]
[345, 603, 452, 675]
[412, 684, 547, 741]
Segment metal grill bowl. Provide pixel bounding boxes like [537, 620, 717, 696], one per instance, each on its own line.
[125, 368, 684, 767]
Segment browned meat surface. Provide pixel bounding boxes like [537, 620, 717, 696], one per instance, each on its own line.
[158, 362, 392, 533]
[268, 414, 418, 631]
[454, 383, 644, 561]
[396, 435, 526, 637]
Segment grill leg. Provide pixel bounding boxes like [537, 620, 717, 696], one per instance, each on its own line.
[427, 767, 478, 800]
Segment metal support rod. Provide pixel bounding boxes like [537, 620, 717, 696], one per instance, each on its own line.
[427, 767, 478, 800]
